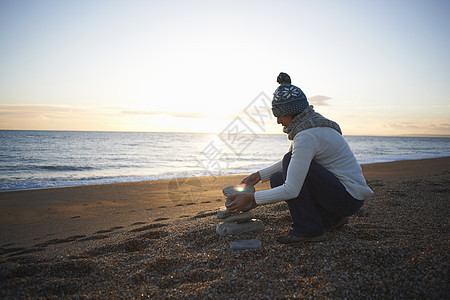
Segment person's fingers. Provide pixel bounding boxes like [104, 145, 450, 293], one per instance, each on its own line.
[226, 201, 239, 211]
[227, 196, 245, 211]
[225, 197, 236, 209]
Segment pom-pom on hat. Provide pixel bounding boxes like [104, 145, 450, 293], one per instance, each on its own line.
[272, 72, 309, 117]
[277, 72, 291, 84]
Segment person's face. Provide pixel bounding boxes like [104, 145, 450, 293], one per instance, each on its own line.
[277, 115, 295, 129]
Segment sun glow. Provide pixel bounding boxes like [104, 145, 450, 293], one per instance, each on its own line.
[0, 1, 448, 136]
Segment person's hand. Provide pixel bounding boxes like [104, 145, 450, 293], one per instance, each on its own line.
[226, 193, 257, 212]
[240, 172, 261, 186]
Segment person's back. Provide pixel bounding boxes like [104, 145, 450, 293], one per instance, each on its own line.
[295, 127, 372, 201]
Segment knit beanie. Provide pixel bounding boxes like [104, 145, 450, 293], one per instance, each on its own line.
[272, 72, 309, 117]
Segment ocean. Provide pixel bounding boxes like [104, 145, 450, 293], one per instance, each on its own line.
[1, 130, 449, 191]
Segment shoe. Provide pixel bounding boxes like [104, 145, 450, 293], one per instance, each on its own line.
[276, 233, 325, 246]
[328, 217, 349, 231]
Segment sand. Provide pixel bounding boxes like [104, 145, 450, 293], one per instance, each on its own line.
[0, 157, 449, 298]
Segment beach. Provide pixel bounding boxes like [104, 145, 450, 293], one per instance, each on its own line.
[1, 157, 449, 298]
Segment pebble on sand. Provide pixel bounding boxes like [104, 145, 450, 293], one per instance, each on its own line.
[230, 239, 262, 250]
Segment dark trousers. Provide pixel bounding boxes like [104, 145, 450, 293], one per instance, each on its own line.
[270, 152, 363, 237]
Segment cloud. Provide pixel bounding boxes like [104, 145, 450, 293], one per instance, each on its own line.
[121, 110, 207, 119]
[385, 121, 450, 134]
[0, 104, 90, 118]
[0, 104, 207, 119]
[308, 95, 332, 106]
[0, 104, 213, 131]
[0, 104, 112, 131]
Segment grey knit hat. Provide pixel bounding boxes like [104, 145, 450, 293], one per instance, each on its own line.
[272, 72, 309, 117]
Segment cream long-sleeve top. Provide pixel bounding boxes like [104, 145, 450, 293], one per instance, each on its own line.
[254, 127, 373, 205]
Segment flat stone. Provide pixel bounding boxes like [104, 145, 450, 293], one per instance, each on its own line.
[217, 206, 234, 219]
[216, 220, 265, 236]
[220, 211, 255, 223]
[230, 239, 262, 250]
[225, 197, 233, 206]
[222, 185, 255, 197]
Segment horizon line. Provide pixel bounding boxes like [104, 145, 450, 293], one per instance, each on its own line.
[1, 129, 449, 138]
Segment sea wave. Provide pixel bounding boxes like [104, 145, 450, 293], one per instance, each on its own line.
[1, 130, 449, 191]
[37, 165, 95, 171]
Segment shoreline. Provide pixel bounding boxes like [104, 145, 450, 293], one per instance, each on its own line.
[2, 155, 449, 194]
[1, 156, 449, 298]
[0, 157, 449, 227]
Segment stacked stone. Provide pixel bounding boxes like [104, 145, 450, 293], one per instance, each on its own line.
[216, 185, 265, 236]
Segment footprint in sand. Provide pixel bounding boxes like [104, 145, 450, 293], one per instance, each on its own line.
[4, 247, 45, 257]
[153, 217, 169, 222]
[34, 235, 87, 248]
[0, 247, 27, 255]
[131, 222, 147, 226]
[129, 223, 168, 233]
[94, 226, 124, 234]
[78, 235, 109, 242]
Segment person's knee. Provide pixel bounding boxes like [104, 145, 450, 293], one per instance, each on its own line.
[270, 172, 284, 188]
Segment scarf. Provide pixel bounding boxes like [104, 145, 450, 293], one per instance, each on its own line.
[283, 106, 342, 140]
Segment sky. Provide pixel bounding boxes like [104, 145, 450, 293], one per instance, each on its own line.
[0, 0, 449, 136]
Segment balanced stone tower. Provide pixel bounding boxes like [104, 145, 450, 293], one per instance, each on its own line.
[216, 185, 265, 236]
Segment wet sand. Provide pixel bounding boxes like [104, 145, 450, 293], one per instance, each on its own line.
[1, 157, 449, 298]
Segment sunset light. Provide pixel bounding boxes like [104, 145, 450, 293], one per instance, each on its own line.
[0, 0, 448, 136]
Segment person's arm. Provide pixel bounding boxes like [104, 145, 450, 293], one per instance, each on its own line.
[240, 159, 282, 186]
[229, 160, 283, 212]
[258, 160, 283, 182]
[240, 172, 261, 186]
[254, 133, 317, 205]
